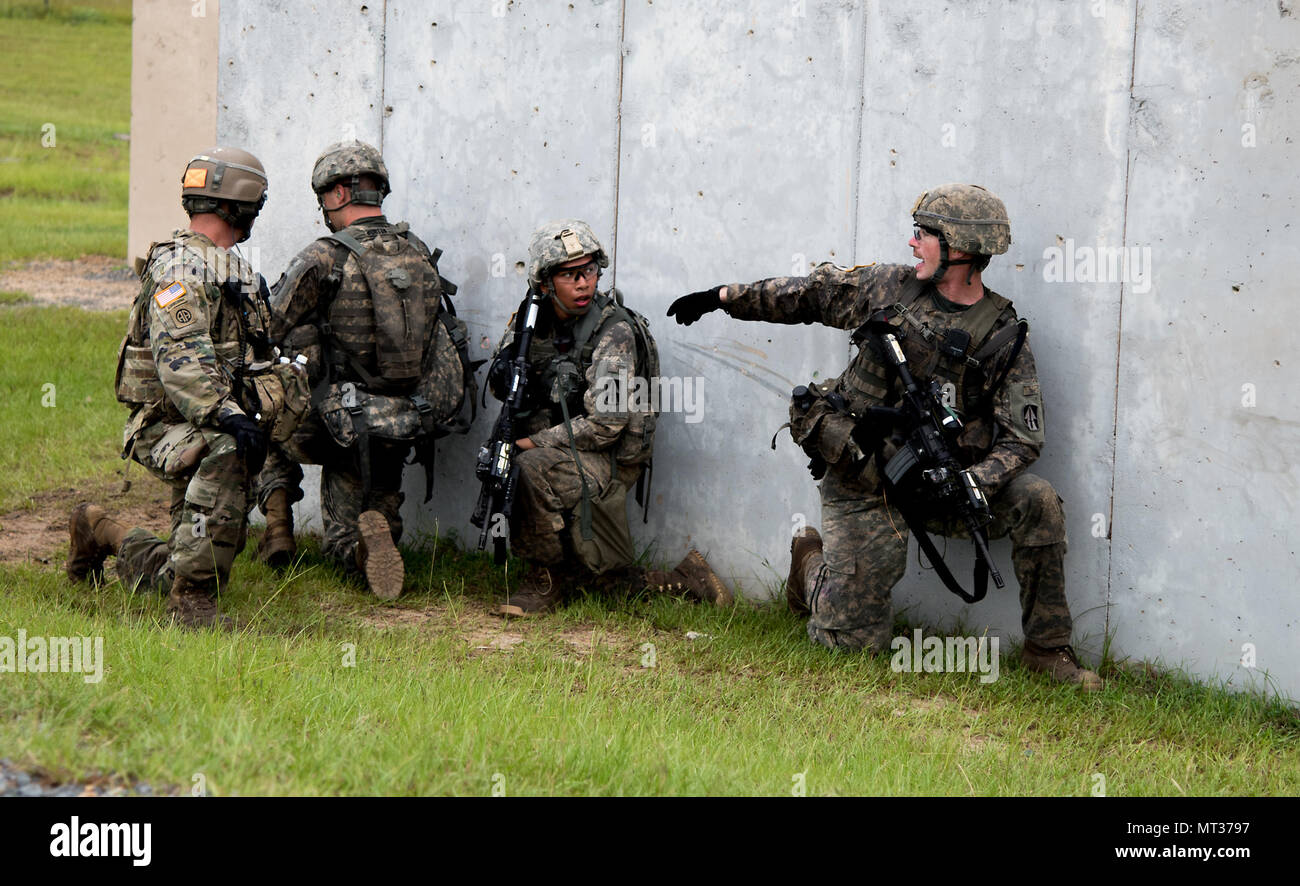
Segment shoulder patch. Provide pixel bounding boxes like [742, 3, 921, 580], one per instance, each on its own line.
[155, 282, 187, 308]
[170, 300, 197, 329]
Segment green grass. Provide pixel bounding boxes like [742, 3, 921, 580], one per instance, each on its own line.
[1, 7, 1296, 798]
[0, 289, 32, 304]
[2, 541, 1297, 796]
[0, 5, 131, 262]
[0, 1, 132, 24]
[1, 308, 1297, 797]
[0, 305, 128, 510]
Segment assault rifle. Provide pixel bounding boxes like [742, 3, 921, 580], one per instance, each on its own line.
[856, 322, 1005, 603]
[470, 286, 543, 563]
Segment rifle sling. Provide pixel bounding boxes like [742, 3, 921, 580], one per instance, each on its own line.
[895, 500, 989, 604]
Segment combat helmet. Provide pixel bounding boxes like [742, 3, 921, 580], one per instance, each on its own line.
[911, 183, 1011, 283]
[181, 146, 268, 242]
[311, 140, 390, 205]
[527, 219, 609, 288]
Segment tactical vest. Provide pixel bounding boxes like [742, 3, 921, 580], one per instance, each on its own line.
[115, 232, 263, 419]
[522, 290, 659, 466]
[839, 276, 1025, 427]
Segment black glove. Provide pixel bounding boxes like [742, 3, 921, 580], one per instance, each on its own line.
[667, 288, 724, 325]
[218, 413, 268, 474]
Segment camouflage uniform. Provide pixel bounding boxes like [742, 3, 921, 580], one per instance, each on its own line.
[115, 230, 271, 593]
[256, 215, 449, 564]
[491, 294, 648, 566]
[723, 262, 1072, 652]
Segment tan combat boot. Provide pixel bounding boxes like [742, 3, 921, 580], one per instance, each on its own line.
[356, 510, 404, 600]
[66, 503, 127, 583]
[166, 575, 232, 630]
[1022, 641, 1103, 691]
[645, 550, 734, 607]
[786, 527, 822, 615]
[493, 565, 567, 618]
[257, 488, 296, 568]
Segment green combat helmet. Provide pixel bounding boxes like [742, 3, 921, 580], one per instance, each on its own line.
[181, 146, 268, 242]
[911, 183, 1011, 283]
[526, 219, 609, 288]
[311, 139, 390, 217]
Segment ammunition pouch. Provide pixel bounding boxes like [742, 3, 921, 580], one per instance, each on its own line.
[318, 383, 425, 448]
[781, 383, 862, 473]
[247, 362, 311, 443]
[114, 340, 163, 406]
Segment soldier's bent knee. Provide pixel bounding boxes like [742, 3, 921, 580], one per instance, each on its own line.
[1006, 472, 1066, 546]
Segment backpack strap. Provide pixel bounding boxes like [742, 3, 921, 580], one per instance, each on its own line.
[575, 293, 657, 523]
[970, 319, 1029, 416]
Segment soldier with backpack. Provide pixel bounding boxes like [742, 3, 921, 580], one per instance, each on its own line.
[486, 220, 731, 616]
[255, 140, 476, 599]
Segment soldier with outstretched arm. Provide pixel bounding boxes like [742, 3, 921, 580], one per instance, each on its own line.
[668, 184, 1101, 689]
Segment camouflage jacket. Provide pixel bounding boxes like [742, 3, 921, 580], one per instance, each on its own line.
[723, 262, 1044, 496]
[492, 293, 648, 460]
[268, 216, 446, 390]
[120, 229, 270, 449]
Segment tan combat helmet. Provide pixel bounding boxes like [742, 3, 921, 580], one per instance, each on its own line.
[526, 219, 609, 289]
[311, 139, 390, 205]
[181, 146, 268, 242]
[912, 183, 1010, 283]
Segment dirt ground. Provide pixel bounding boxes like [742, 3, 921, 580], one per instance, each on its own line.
[0, 257, 168, 564]
[0, 473, 171, 569]
[0, 255, 138, 311]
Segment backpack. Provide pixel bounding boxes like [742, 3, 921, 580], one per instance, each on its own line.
[314, 224, 479, 503]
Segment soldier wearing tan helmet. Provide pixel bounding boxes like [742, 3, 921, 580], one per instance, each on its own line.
[669, 184, 1101, 689]
[485, 220, 732, 617]
[66, 146, 281, 629]
[253, 139, 476, 600]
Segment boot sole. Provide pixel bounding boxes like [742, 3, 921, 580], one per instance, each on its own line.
[682, 550, 734, 607]
[358, 511, 404, 600]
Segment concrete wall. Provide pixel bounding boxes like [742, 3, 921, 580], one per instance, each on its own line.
[127, 0, 221, 262]
[198, 0, 1298, 699]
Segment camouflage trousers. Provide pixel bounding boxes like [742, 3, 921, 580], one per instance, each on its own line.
[803, 469, 1072, 653]
[510, 445, 639, 567]
[255, 412, 405, 565]
[116, 421, 250, 594]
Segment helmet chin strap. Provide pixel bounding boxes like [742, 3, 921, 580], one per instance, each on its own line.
[217, 201, 262, 244]
[932, 235, 976, 285]
[317, 175, 385, 231]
